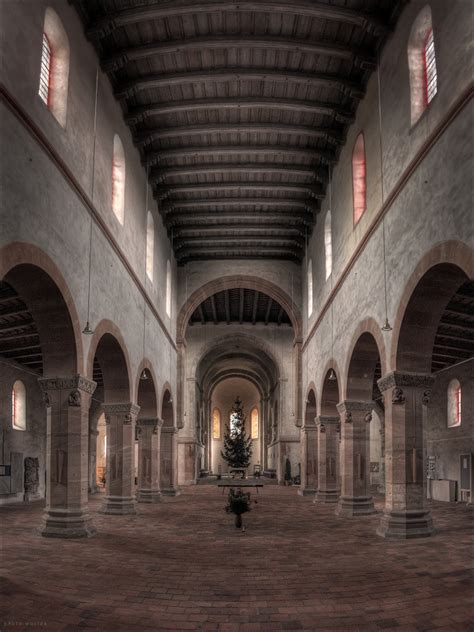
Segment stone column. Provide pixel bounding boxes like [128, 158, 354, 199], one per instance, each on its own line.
[161, 427, 180, 496]
[336, 401, 375, 517]
[376, 371, 435, 539]
[378, 411, 386, 494]
[38, 375, 97, 538]
[298, 422, 318, 496]
[100, 402, 140, 515]
[314, 416, 340, 503]
[88, 428, 99, 494]
[136, 417, 163, 503]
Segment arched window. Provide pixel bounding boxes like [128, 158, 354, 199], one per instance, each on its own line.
[447, 379, 462, 427]
[324, 210, 332, 280]
[408, 6, 437, 125]
[166, 260, 171, 317]
[212, 408, 221, 439]
[146, 211, 154, 282]
[251, 407, 259, 439]
[112, 134, 125, 224]
[12, 381, 26, 431]
[38, 8, 70, 127]
[307, 258, 313, 318]
[352, 133, 366, 225]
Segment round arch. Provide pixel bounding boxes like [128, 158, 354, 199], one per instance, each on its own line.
[177, 275, 302, 341]
[160, 383, 174, 426]
[320, 364, 341, 416]
[86, 320, 131, 402]
[134, 358, 159, 410]
[136, 360, 159, 418]
[391, 240, 474, 370]
[0, 241, 83, 374]
[318, 359, 341, 416]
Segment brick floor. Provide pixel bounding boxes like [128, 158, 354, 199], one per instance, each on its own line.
[1, 487, 473, 631]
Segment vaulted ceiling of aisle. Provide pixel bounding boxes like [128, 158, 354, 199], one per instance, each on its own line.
[74, 0, 406, 264]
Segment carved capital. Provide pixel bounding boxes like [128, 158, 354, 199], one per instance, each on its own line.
[319, 423, 326, 434]
[422, 390, 431, 406]
[38, 374, 97, 396]
[392, 388, 405, 405]
[377, 371, 435, 394]
[102, 402, 141, 424]
[68, 390, 81, 407]
[365, 411, 373, 423]
[337, 400, 373, 414]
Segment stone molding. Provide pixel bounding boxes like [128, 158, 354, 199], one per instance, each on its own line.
[377, 371, 435, 393]
[162, 426, 178, 434]
[137, 417, 163, 434]
[316, 415, 339, 425]
[337, 400, 373, 422]
[102, 402, 141, 424]
[301, 424, 318, 433]
[38, 375, 97, 395]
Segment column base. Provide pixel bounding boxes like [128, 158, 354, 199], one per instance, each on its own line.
[39, 508, 96, 538]
[376, 509, 435, 539]
[298, 488, 317, 496]
[137, 489, 162, 503]
[314, 489, 340, 503]
[336, 495, 376, 517]
[100, 495, 137, 515]
[160, 488, 181, 497]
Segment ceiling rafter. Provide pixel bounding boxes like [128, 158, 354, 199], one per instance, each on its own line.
[136, 123, 344, 147]
[144, 145, 336, 166]
[151, 163, 325, 183]
[86, 1, 387, 40]
[161, 198, 317, 213]
[155, 181, 324, 200]
[104, 36, 375, 73]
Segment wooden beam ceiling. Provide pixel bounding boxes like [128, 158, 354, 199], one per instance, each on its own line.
[74, 0, 405, 263]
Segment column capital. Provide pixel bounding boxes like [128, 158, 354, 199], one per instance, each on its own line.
[315, 415, 339, 433]
[336, 400, 374, 423]
[377, 371, 435, 393]
[301, 424, 318, 433]
[137, 417, 164, 433]
[38, 374, 97, 407]
[102, 402, 140, 424]
[161, 425, 178, 434]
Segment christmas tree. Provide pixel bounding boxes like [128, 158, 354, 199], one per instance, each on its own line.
[221, 397, 253, 469]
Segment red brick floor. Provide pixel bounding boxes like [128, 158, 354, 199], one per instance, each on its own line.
[1, 487, 473, 631]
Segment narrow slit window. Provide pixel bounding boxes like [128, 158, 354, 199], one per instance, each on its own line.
[12, 381, 26, 431]
[352, 133, 366, 225]
[39, 33, 51, 105]
[166, 260, 171, 317]
[307, 258, 313, 318]
[251, 408, 259, 439]
[424, 29, 437, 105]
[447, 379, 462, 427]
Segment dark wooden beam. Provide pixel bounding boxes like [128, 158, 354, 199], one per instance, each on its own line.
[105, 36, 375, 73]
[161, 198, 317, 213]
[136, 123, 344, 147]
[87, 1, 386, 40]
[0, 318, 35, 332]
[277, 306, 284, 326]
[0, 332, 39, 342]
[151, 163, 324, 183]
[252, 292, 259, 325]
[178, 251, 301, 264]
[165, 212, 315, 228]
[175, 238, 304, 254]
[224, 290, 231, 325]
[264, 296, 273, 326]
[239, 289, 245, 325]
[117, 69, 363, 101]
[198, 304, 206, 325]
[126, 96, 354, 125]
[144, 145, 336, 166]
[210, 295, 218, 324]
[174, 234, 305, 248]
[155, 181, 324, 199]
[174, 226, 304, 238]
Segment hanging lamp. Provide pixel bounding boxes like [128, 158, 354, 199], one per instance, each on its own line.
[377, 57, 392, 332]
[82, 66, 99, 336]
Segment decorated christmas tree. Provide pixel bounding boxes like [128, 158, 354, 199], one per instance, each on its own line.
[221, 397, 253, 469]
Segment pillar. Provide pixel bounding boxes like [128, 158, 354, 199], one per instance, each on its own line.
[100, 402, 140, 515]
[38, 375, 97, 538]
[88, 428, 99, 494]
[136, 417, 163, 503]
[298, 422, 318, 496]
[161, 427, 180, 496]
[378, 411, 386, 494]
[314, 416, 340, 503]
[376, 371, 435, 539]
[336, 401, 375, 517]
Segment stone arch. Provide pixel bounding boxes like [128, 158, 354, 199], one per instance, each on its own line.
[391, 241, 473, 372]
[134, 358, 159, 411]
[136, 360, 158, 418]
[177, 275, 302, 341]
[0, 241, 83, 374]
[161, 383, 174, 427]
[86, 319, 132, 400]
[318, 359, 341, 416]
[345, 327, 385, 402]
[305, 385, 317, 425]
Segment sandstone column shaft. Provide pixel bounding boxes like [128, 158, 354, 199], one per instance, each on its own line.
[315, 416, 340, 503]
[137, 417, 163, 503]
